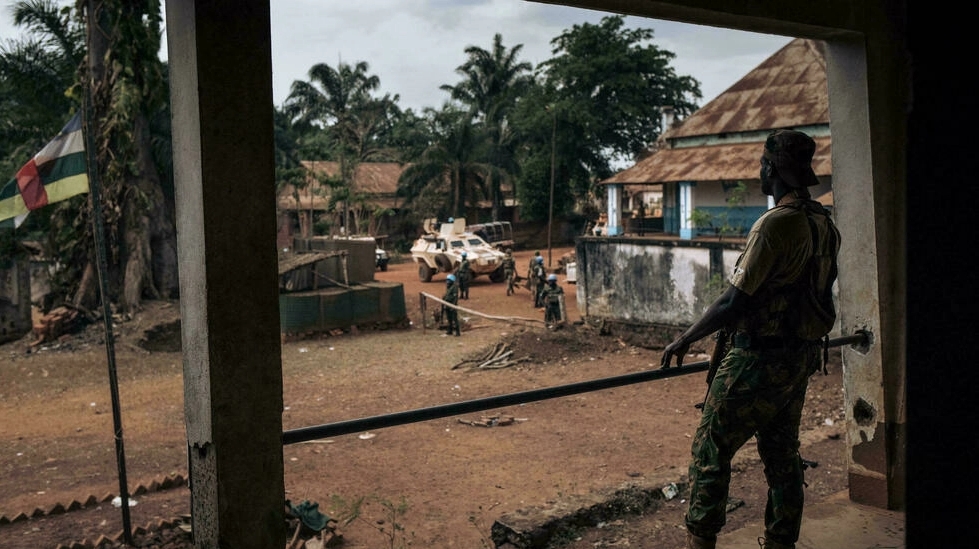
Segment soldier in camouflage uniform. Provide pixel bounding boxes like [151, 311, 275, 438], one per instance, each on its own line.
[456, 251, 472, 300]
[503, 249, 516, 296]
[660, 130, 841, 549]
[542, 273, 564, 327]
[442, 274, 460, 336]
[531, 256, 547, 308]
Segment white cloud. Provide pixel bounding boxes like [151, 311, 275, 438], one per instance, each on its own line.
[2, 0, 792, 112]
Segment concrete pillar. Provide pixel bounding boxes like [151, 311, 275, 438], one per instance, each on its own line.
[826, 37, 906, 509]
[678, 182, 694, 239]
[606, 183, 622, 235]
[166, 1, 285, 547]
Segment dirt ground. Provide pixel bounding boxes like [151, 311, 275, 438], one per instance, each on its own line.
[0, 247, 847, 548]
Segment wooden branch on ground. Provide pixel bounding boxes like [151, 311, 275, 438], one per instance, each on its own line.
[457, 414, 528, 427]
[451, 343, 531, 370]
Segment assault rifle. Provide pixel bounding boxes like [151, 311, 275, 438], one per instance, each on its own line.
[695, 329, 728, 410]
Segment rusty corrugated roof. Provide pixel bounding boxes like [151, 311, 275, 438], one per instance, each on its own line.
[602, 38, 829, 186]
[302, 161, 407, 194]
[603, 137, 831, 184]
[666, 38, 827, 138]
[278, 161, 408, 210]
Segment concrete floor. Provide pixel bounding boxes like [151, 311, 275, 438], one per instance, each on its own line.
[719, 490, 905, 548]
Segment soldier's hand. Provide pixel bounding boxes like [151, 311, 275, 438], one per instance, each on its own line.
[660, 339, 689, 369]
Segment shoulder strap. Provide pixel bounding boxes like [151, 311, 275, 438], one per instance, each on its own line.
[802, 201, 839, 374]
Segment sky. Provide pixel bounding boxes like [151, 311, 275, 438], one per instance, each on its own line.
[0, 0, 793, 113]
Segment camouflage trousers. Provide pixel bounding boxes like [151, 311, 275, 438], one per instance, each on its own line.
[545, 301, 561, 323]
[685, 342, 820, 545]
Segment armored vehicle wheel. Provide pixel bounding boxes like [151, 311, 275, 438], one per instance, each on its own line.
[418, 263, 434, 282]
[434, 253, 453, 273]
[489, 266, 505, 283]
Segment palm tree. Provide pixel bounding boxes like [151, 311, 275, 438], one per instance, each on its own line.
[0, 0, 84, 184]
[441, 34, 533, 221]
[284, 60, 399, 235]
[398, 107, 490, 222]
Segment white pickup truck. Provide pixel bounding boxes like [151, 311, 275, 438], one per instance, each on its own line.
[410, 218, 507, 283]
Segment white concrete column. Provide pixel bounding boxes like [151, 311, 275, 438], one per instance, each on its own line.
[166, 1, 285, 547]
[679, 182, 694, 239]
[826, 37, 905, 509]
[606, 184, 623, 235]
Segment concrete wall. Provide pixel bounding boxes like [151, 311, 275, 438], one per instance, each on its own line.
[575, 236, 743, 329]
[575, 236, 842, 347]
[292, 237, 376, 284]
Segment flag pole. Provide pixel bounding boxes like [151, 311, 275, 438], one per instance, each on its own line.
[83, 0, 133, 543]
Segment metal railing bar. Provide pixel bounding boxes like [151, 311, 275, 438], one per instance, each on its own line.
[281, 332, 869, 446]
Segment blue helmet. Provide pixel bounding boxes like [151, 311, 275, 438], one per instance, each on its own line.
[547, 274, 558, 282]
[448, 217, 454, 223]
[447, 274, 456, 282]
[461, 251, 467, 258]
[536, 256, 544, 264]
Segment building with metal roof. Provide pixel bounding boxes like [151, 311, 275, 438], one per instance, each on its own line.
[600, 38, 832, 238]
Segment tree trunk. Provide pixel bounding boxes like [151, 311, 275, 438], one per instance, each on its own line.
[76, 2, 177, 315]
[71, 0, 109, 313]
[488, 170, 499, 222]
[72, 261, 99, 312]
[453, 166, 462, 218]
[120, 113, 176, 312]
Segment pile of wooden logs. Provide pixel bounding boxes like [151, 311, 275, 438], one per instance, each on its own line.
[31, 305, 84, 346]
[451, 343, 530, 370]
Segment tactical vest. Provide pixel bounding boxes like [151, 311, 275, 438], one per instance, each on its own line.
[778, 200, 841, 341]
[736, 199, 840, 343]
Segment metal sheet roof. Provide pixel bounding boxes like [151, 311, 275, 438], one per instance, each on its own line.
[666, 38, 828, 138]
[602, 38, 830, 186]
[278, 161, 408, 210]
[604, 137, 831, 184]
[301, 161, 407, 195]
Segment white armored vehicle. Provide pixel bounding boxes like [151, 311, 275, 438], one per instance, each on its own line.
[410, 218, 508, 283]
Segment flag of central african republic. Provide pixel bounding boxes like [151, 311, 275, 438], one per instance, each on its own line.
[0, 113, 89, 229]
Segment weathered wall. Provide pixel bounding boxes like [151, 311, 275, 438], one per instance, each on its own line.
[279, 281, 407, 334]
[292, 237, 377, 284]
[574, 236, 743, 332]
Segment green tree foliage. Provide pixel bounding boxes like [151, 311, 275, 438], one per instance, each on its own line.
[396, 106, 490, 223]
[0, 1, 83, 169]
[537, 15, 702, 195]
[441, 33, 533, 220]
[283, 60, 403, 234]
[1, 1, 176, 312]
[282, 17, 704, 231]
[509, 83, 588, 222]
[273, 106, 315, 238]
[0, 0, 84, 244]
[77, 0, 176, 312]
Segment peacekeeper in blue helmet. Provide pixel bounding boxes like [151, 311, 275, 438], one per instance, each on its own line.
[442, 273, 460, 336]
[532, 255, 547, 308]
[542, 273, 564, 328]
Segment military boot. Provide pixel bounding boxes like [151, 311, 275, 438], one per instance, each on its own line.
[758, 536, 795, 549]
[687, 531, 716, 549]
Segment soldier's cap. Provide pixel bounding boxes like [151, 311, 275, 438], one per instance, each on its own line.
[762, 129, 820, 188]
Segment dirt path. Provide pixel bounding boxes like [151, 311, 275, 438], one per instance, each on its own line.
[0, 248, 846, 548]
